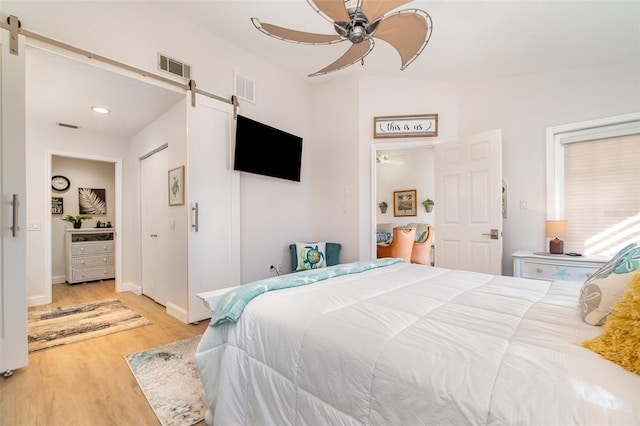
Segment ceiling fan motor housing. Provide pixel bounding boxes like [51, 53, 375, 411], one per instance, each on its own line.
[350, 25, 366, 43]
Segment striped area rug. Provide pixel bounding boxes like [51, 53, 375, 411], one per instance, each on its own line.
[28, 298, 151, 353]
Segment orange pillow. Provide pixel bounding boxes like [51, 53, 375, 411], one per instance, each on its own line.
[583, 268, 640, 375]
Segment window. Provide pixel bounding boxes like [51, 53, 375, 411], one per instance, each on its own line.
[547, 113, 640, 257]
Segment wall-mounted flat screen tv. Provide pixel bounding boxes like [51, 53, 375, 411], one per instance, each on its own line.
[233, 115, 303, 182]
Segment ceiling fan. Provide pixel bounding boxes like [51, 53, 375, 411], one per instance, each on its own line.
[251, 0, 433, 77]
[376, 153, 406, 165]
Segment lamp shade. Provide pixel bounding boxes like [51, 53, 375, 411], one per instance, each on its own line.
[546, 220, 568, 238]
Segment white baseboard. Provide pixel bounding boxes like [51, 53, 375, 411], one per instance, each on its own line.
[120, 281, 141, 295]
[28, 294, 50, 307]
[166, 301, 188, 324]
[52, 275, 66, 284]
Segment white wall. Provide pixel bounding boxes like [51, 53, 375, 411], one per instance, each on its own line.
[309, 77, 361, 264]
[457, 60, 640, 274]
[128, 99, 187, 305]
[51, 156, 115, 282]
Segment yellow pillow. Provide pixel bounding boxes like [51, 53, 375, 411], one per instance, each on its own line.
[583, 268, 640, 375]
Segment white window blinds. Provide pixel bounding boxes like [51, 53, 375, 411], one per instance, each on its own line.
[563, 133, 640, 257]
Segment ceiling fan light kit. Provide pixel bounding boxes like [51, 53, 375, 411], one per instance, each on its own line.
[251, 0, 433, 77]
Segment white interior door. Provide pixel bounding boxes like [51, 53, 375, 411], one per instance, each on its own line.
[434, 129, 503, 274]
[187, 93, 240, 323]
[1, 29, 27, 374]
[140, 147, 169, 305]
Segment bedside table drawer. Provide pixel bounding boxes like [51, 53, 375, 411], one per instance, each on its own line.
[521, 260, 599, 282]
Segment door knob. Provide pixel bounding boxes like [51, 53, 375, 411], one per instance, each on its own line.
[150, 234, 158, 237]
[482, 229, 499, 240]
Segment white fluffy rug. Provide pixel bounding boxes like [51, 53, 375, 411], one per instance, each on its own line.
[125, 335, 206, 426]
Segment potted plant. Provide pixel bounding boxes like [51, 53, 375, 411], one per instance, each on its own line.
[422, 199, 434, 212]
[378, 201, 388, 214]
[62, 215, 92, 229]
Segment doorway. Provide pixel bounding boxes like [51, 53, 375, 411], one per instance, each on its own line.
[371, 141, 435, 259]
[27, 45, 184, 307]
[46, 152, 122, 304]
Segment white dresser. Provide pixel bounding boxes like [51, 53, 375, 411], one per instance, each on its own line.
[512, 251, 608, 283]
[65, 229, 115, 284]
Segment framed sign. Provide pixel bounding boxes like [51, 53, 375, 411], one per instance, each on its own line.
[51, 197, 64, 215]
[168, 166, 185, 206]
[393, 189, 417, 217]
[373, 114, 438, 139]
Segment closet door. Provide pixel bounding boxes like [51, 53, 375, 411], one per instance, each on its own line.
[187, 93, 240, 323]
[0, 28, 27, 374]
[140, 147, 169, 305]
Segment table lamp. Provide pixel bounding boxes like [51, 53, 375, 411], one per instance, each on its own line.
[546, 220, 568, 254]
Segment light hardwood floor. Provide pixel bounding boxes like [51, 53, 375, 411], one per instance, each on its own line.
[0, 280, 209, 426]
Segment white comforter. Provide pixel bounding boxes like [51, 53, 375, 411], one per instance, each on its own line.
[195, 262, 640, 425]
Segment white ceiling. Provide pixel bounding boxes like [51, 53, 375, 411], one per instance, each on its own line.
[159, 0, 640, 82]
[24, 1, 640, 138]
[26, 47, 184, 139]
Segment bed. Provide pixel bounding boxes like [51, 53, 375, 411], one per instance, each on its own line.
[195, 259, 640, 425]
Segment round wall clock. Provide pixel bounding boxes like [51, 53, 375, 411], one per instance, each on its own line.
[51, 175, 70, 192]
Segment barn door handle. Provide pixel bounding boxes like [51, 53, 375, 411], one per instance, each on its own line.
[191, 202, 199, 232]
[11, 194, 20, 237]
[482, 229, 499, 239]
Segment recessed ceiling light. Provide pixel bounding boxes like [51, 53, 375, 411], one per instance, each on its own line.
[91, 106, 111, 114]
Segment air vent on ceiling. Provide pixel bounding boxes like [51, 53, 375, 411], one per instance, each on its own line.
[158, 53, 191, 79]
[234, 72, 256, 104]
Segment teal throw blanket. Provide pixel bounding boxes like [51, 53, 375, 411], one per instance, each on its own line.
[209, 258, 405, 326]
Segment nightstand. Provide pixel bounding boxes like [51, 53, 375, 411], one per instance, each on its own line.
[512, 250, 608, 283]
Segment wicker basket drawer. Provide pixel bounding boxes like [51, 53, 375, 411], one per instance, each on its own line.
[72, 255, 114, 269]
[71, 241, 114, 256]
[71, 266, 115, 282]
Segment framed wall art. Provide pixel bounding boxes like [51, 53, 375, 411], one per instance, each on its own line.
[373, 114, 438, 139]
[393, 189, 417, 217]
[78, 188, 107, 215]
[168, 166, 185, 206]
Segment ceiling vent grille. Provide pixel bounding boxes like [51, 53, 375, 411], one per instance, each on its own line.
[158, 53, 191, 79]
[234, 72, 256, 104]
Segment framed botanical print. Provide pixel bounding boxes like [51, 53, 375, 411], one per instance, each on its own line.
[168, 166, 185, 206]
[393, 189, 417, 217]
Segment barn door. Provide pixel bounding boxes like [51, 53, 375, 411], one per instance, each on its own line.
[0, 25, 28, 375]
[186, 93, 240, 323]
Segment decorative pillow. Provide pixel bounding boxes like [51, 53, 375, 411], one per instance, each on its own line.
[579, 243, 640, 325]
[376, 232, 392, 244]
[416, 229, 429, 243]
[582, 268, 640, 375]
[295, 242, 327, 271]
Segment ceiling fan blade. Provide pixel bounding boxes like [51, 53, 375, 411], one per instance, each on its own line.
[252, 18, 342, 44]
[308, 0, 350, 24]
[361, 0, 412, 22]
[373, 10, 433, 70]
[308, 39, 374, 77]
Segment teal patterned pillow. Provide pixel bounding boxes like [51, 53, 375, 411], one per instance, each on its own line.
[295, 242, 327, 271]
[579, 243, 640, 325]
